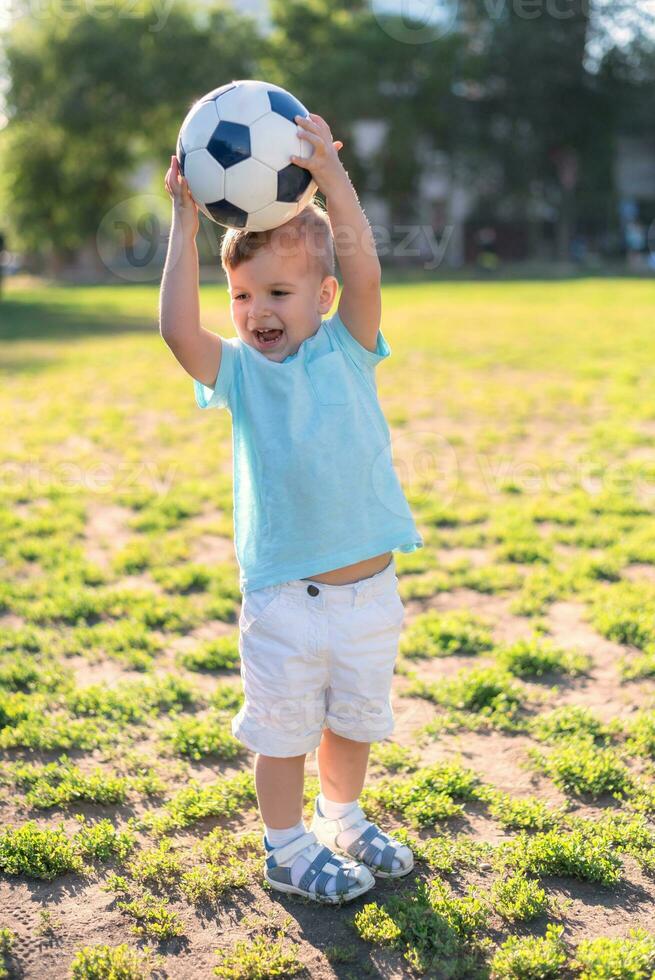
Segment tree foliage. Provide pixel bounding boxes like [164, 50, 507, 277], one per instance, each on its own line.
[0, 0, 260, 257]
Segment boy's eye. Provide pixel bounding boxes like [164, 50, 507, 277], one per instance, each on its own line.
[233, 291, 288, 300]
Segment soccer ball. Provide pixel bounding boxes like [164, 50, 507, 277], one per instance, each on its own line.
[176, 79, 317, 231]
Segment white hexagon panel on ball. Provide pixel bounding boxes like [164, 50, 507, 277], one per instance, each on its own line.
[178, 101, 220, 153]
[224, 158, 278, 214]
[215, 81, 272, 126]
[246, 200, 300, 232]
[183, 150, 226, 206]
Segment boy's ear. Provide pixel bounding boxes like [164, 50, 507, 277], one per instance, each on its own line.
[318, 275, 339, 313]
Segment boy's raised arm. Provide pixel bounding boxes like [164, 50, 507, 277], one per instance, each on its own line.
[292, 114, 382, 353]
[159, 155, 222, 389]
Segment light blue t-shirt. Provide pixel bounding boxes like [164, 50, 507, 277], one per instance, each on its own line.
[193, 309, 424, 592]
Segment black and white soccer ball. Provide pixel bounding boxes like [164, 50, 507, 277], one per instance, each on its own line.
[176, 79, 317, 231]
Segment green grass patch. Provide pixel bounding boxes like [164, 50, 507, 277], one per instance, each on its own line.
[368, 741, 420, 773]
[354, 878, 489, 977]
[496, 635, 591, 678]
[141, 772, 257, 835]
[116, 891, 184, 940]
[70, 944, 160, 979]
[527, 705, 615, 744]
[571, 927, 655, 979]
[589, 581, 655, 650]
[527, 739, 634, 799]
[490, 924, 568, 979]
[0, 817, 134, 879]
[408, 666, 526, 731]
[162, 713, 244, 761]
[177, 634, 240, 672]
[0, 757, 155, 809]
[495, 826, 623, 885]
[399, 609, 494, 660]
[487, 791, 569, 831]
[489, 871, 549, 922]
[363, 760, 487, 828]
[214, 933, 304, 979]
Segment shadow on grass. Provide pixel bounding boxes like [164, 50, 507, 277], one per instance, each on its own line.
[0, 296, 154, 344]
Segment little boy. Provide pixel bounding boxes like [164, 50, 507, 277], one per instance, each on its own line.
[160, 111, 423, 904]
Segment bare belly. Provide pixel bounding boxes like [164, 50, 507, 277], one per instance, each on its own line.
[301, 551, 393, 586]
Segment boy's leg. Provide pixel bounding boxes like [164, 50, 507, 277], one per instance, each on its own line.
[254, 752, 306, 828]
[312, 562, 413, 876]
[316, 728, 370, 802]
[312, 728, 413, 876]
[255, 749, 375, 901]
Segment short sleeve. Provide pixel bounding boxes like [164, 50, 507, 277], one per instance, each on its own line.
[193, 336, 239, 410]
[324, 309, 391, 371]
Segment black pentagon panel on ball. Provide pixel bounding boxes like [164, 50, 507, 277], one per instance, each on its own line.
[207, 121, 251, 169]
[205, 199, 248, 228]
[176, 138, 186, 175]
[268, 89, 308, 124]
[277, 164, 312, 203]
[200, 82, 236, 103]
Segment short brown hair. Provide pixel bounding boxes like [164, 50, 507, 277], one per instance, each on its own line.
[220, 198, 335, 281]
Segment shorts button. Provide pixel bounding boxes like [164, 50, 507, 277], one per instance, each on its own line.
[307, 584, 319, 596]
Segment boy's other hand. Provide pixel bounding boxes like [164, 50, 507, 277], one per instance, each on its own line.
[165, 155, 199, 239]
[291, 113, 345, 196]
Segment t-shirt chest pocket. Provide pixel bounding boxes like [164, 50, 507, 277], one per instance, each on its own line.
[306, 350, 350, 406]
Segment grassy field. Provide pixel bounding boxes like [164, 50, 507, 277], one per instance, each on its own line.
[1, 276, 655, 978]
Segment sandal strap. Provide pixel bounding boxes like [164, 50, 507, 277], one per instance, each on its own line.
[314, 862, 353, 897]
[298, 846, 357, 896]
[265, 831, 318, 869]
[343, 823, 397, 874]
[332, 804, 369, 833]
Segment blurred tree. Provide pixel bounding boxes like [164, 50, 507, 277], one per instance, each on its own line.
[452, 0, 603, 260]
[265, 0, 461, 228]
[0, 0, 260, 269]
[451, 0, 655, 260]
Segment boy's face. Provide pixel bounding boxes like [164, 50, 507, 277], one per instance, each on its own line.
[226, 233, 337, 362]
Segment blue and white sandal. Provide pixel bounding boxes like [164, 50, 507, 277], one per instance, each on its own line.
[311, 798, 414, 878]
[263, 830, 375, 904]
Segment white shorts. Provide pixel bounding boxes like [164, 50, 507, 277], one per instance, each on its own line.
[231, 557, 405, 757]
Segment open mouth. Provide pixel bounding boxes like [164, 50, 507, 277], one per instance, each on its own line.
[254, 328, 283, 347]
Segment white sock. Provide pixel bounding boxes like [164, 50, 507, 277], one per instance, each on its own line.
[317, 792, 411, 874]
[317, 792, 359, 820]
[264, 818, 306, 849]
